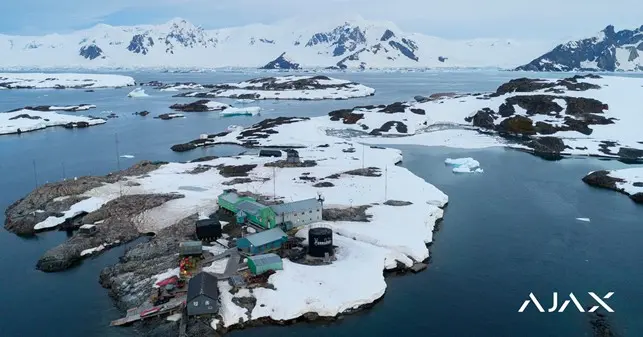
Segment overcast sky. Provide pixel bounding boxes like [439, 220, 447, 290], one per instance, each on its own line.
[1, 0, 641, 40]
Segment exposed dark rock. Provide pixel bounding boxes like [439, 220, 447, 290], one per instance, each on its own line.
[190, 156, 218, 163]
[4, 160, 165, 235]
[369, 121, 408, 135]
[216, 164, 257, 177]
[505, 95, 564, 115]
[617, 147, 643, 160]
[465, 108, 496, 129]
[588, 310, 620, 337]
[170, 143, 197, 152]
[497, 115, 536, 135]
[322, 206, 372, 222]
[134, 111, 150, 117]
[37, 193, 184, 272]
[186, 165, 214, 174]
[260, 52, 301, 70]
[79, 44, 103, 60]
[491, 77, 601, 97]
[265, 160, 317, 168]
[523, 136, 566, 155]
[380, 102, 409, 113]
[8, 114, 42, 120]
[328, 109, 364, 124]
[99, 215, 197, 310]
[343, 167, 382, 177]
[410, 108, 425, 115]
[170, 100, 226, 112]
[313, 182, 334, 188]
[498, 103, 515, 117]
[155, 113, 183, 120]
[384, 200, 413, 206]
[222, 178, 254, 185]
[582, 170, 643, 203]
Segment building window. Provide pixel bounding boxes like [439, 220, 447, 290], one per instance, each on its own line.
[193, 301, 199, 307]
[205, 300, 210, 306]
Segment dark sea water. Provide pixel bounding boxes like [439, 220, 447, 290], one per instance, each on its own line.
[0, 70, 641, 337]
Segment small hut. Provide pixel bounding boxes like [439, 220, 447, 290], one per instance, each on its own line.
[196, 218, 222, 242]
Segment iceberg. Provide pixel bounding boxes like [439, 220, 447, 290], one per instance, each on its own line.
[127, 88, 149, 98]
[445, 157, 483, 173]
[219, 107, 261, 117]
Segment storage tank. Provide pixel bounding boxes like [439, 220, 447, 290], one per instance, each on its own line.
[308, 227, 333, 258]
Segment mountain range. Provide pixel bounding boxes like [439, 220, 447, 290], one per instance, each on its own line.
[0, 16, 556, 70]
[0, 16, 641, 71]
[517, 25, 643, 71]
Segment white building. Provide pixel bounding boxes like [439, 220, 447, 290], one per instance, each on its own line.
[270, 198, 322, 228]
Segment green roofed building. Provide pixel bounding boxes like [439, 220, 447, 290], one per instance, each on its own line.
[247, 253, 283, 275]
[217, 191, 256, 214]
[236, 228, 287, 255]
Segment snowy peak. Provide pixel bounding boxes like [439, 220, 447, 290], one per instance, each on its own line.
[305, 22, 368, 57]
[517, 24, 643, 71]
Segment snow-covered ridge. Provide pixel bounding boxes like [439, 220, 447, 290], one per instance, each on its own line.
[0, 109, 105, 135]
[517, 24, 643, 72]
[0, 73, 134, 89]
[169, 75, 375, 100]
[0, 17, 556, 70]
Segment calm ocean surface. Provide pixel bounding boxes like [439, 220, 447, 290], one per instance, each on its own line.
[0, 70, 641, 337]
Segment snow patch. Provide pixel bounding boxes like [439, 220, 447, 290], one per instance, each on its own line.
[0, 73, 134, 88]
[127, 87, 149, 97]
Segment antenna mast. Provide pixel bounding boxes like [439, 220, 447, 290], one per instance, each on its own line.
[384, 166, 388, 201]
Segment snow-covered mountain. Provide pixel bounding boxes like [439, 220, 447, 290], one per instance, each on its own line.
[517, 25, 643, 72]
[0, 16, 556, 70]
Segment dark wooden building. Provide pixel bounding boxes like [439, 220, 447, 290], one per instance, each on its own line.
[196, 218, 222, 242]
[187, 272, 219, 316]
[259, 149, 282, 157]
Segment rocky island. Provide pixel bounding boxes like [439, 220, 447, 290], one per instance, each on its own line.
[161, 75, 376, 100]
[0, 73, 135, 89]
[0, 105, 105, 135]
[4, 119, 447, 335]
[583, 168, 643, 204]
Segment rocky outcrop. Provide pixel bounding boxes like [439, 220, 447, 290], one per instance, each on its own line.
[322, 206, 372, 222]
[36, 193, 184, 272]
[4, 161, 165, 235]
[99, 215, 198, 310]
[582, 170, 643, 204]
[169, 100, 226, 112]
[260, 52, 301, 70]
[79, 44, 104, 60]
[491, 75, 601, 97]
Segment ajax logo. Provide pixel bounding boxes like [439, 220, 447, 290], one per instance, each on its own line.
[518, 292, 614, 313]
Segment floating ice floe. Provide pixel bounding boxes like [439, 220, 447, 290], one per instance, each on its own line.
[445, 157, 483, 173]
[220, 107, 261, 117]
[235, 99, 256, 104]
[127, 88, 149, 98]
[576, 218, 591, 222]
[120, 155, 135, 159]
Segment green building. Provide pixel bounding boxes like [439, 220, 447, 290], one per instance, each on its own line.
[217, 191, 255, 214]
[247, 253, 283, 275]
[236, 200, 276, 229]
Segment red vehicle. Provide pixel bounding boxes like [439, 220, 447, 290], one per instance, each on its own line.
[140, 307, 161, 318]
[155, 276, 179, 287]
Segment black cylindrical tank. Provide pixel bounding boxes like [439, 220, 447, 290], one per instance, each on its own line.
[308, 227, 333, 258]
